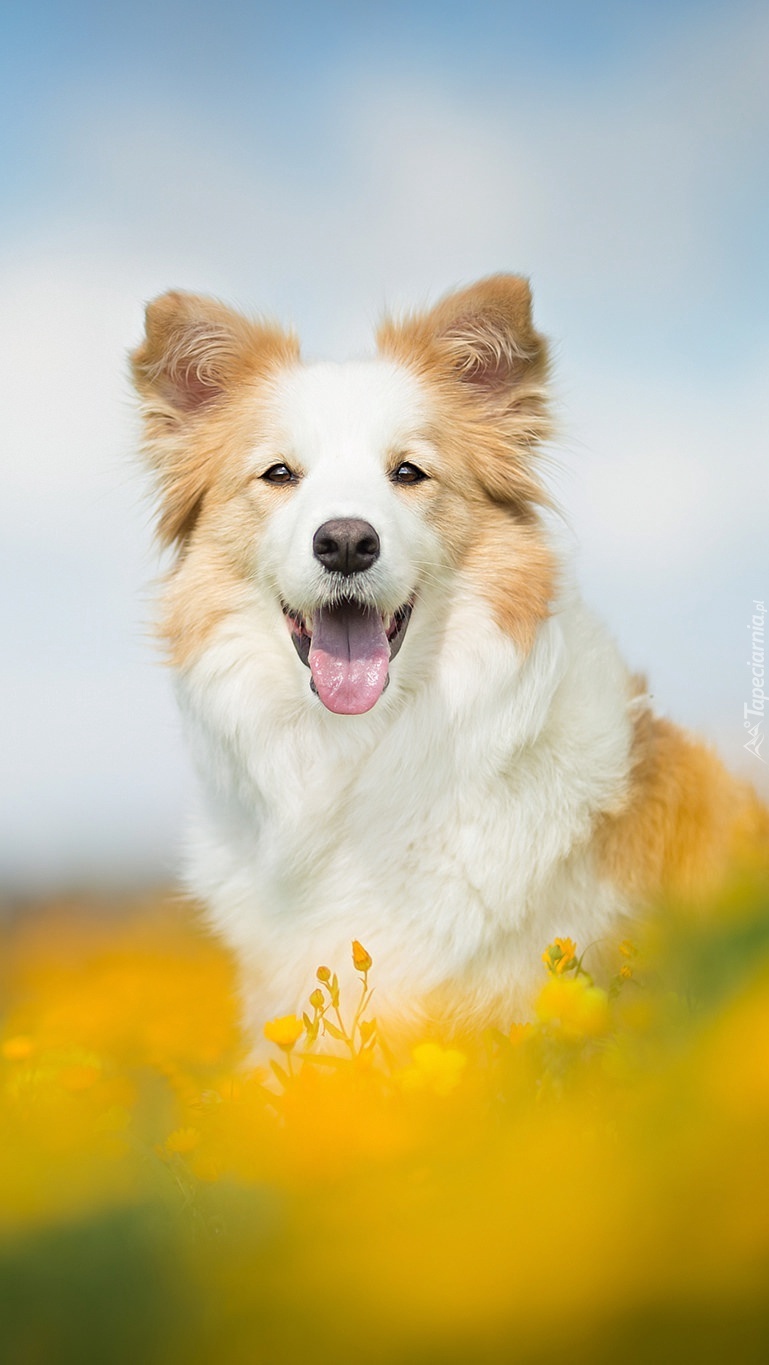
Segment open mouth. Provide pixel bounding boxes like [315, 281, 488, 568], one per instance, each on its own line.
[283, 598, 414, 715]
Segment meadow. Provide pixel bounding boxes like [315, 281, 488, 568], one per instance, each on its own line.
[2, 870, 769, 1364]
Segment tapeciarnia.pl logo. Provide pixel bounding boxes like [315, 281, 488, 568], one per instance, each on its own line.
[744, 599, 766, 762]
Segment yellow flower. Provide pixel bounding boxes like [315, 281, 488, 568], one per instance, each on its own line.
[509, 1022, 535, 1046]
[309, 988, 325, 1010]
[165, 1126, 201, 1155]
[399, 1042, 468, 1097]
[316, 965, 331, 982]
[352, 940, 373, 974]
[1, 1034, 36, 1061]
[263, 1014, 305, 1050]
[618, 939, 638, 959]
[541, 937, 578, 975]
[536, 977, 610, 1039]
[619, 964, 633, 982]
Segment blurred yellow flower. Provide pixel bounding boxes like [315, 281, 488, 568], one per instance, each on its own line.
[541, 937, 578, 975]
[399, 1042, 468, 1097]
[263, 1014, 305, 1050]
[2, 1035, 36, 1061]
[536, 977, 610, 1038]
[618, 938, 637, 959]
[165, 1126, 202, 1155]
[3, 879, 769, 1362]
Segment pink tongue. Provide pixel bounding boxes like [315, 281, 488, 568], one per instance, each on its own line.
[309, 602, 390, 714]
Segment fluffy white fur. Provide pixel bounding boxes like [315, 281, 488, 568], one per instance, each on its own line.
[170, 363, 633, 1036]
[181, 587, 634, 1038]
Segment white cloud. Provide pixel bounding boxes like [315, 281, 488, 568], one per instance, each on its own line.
[557, 349, 769, 574]
[0, 252, 147, 539]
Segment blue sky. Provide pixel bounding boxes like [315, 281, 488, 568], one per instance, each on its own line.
[3, 0, 766, 367]
[2, 0, 767, 887]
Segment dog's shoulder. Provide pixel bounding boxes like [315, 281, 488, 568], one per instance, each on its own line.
[595, 695, 769, 903]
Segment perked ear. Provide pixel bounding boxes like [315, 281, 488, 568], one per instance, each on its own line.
[131, 290, 299, 417]
[378, 275, 552, 512]
[426, 274, 546, 395]
[131, 292, 299, 548]
[378, 273, 549, 420]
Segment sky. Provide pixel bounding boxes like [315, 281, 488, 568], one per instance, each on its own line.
[1, 0, 768, 890]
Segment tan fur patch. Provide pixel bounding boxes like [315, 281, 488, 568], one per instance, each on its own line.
[160, 541, 251, 671]
[131, 291, 299, 549]
[461, 517, 557, 652]
[597, 704, 769, 902]
[132, 291, 304, 667]
[157, 430, 301, 669]
[379, 275, 556, 652]
[378, 275, 552, 506]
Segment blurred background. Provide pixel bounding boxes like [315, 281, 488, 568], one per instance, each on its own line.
[2, 0, 767, 894]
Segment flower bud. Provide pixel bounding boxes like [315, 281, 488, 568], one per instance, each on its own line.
[352, 940, 373, 974]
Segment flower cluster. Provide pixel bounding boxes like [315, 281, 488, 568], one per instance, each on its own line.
[2, 883, 769, 1363]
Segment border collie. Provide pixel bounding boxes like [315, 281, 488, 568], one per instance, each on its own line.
[132, 275, 767, 1038]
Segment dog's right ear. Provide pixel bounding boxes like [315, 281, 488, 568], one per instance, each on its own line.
[131, 292, 299, 546]
[131, 290, 298, 417]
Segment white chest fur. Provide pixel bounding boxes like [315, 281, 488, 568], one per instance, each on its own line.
[177, 588, 635, 1033]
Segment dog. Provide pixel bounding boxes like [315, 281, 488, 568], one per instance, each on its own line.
[131, 274, 768, 1040]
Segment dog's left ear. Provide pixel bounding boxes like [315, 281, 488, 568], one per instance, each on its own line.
[379, 276, 551, 510]
[378, 273, 549, 435]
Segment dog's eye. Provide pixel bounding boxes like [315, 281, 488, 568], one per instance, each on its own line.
[261, 463, 296, 485]
[391, 462, 428, 486]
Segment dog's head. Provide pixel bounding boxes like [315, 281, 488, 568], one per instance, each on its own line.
[131, 276, 555, 715]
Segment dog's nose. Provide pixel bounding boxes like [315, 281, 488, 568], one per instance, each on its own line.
[312, 519, 380, 575]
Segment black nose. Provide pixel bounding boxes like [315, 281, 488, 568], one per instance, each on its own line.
[312, 518, 380, 575]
